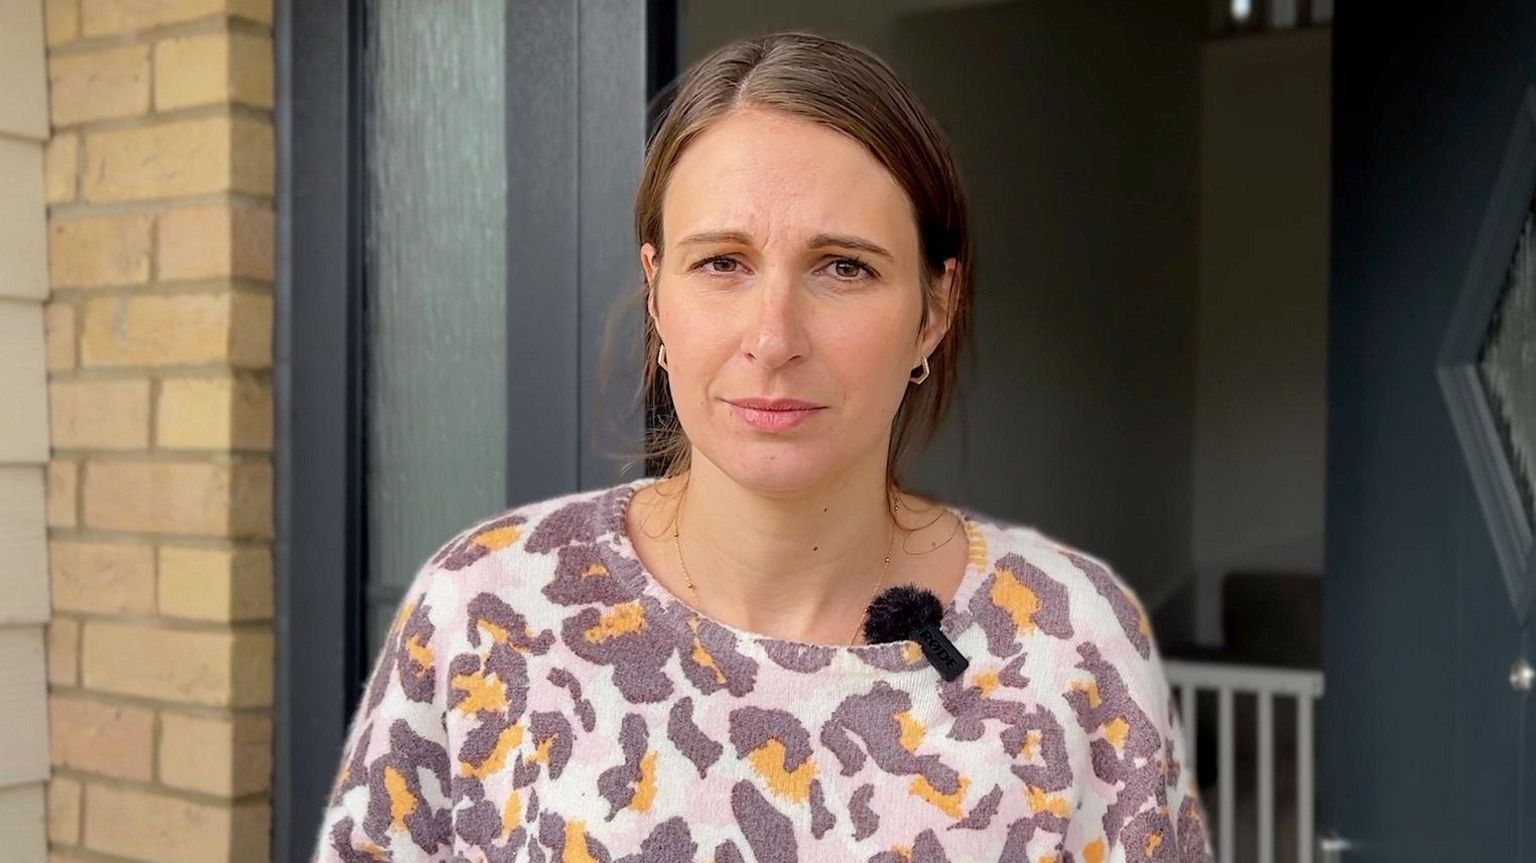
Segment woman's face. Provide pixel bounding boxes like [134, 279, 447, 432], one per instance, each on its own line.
[641, 107, 956, 493]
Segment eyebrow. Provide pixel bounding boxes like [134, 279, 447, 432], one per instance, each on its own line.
[675, 230, 895, 262]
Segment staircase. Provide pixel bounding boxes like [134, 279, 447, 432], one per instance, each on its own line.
[1162, 572, 1324, 863]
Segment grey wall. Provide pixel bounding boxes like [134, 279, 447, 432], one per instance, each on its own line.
[895, 1, 1205, 612]
[681, 0, 1015, 67]
[1190, 29, 1331, 644]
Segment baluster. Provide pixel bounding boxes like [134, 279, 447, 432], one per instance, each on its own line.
[1258, 690, 1273, 863]
[1181, 683, 1198, 777]
[1297, 693, 1314, 863]
[1218, 687, 1234, 863]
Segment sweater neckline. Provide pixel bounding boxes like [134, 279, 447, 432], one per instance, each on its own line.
[599, 475, 988, 666]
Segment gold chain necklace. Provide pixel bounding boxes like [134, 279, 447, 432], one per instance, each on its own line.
[672, 486, 899, 645]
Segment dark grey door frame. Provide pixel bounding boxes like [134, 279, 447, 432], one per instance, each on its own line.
[272, 1, 368, 861]
[506, 0, 674, 503]
[273, 1, 676, 860]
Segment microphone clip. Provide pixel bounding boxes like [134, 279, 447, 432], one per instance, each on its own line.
[863, 584, 971, 681]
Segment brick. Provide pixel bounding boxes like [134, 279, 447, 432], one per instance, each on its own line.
[83, 783, 270, 863]
[157, 376, 272, 450]
[230, 291, 273, 367]
[45, 0, 80, 46]
[158, 204, 274, 282]
[45, 134, 78, 204]
[48, 214, 152, 288]
[82, 0, 273, 36]
[83, 116, 273, 202]
[82, 620, 272, 707]
[45, 302, 76, 372]
[47, 776, 81, 845]
[83, 459, 272, 537]
[159, 545, 271, 621]
[48, 694, 154, 780]
[155, 31, 273, 111]
[80, 292, 271, 369]
[49, 378, 152, 450]
[230, 459, 272, 535]
[160, 712, 271, 795]
[47, 460, 78, 528]
[231, 116, 276, 196]
[48, 45, 151, 126]
[47, 616, 79, 686]
[49, 540, 156, 614]
[230, 30, 275, 105]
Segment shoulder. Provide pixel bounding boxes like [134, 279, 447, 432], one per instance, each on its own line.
[962, 508, 1183, 743]
[394, 480, 641, 625]
[959, 505, 1161, 666]
[425, 481, 633, 573]
[957, 511, 1210, 858]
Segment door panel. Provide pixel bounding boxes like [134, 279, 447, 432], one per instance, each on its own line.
[364, 0, 510, 655]
[1325, 4, 1535, 859]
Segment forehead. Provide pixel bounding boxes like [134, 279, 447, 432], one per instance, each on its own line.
[663, 107, 916, 249]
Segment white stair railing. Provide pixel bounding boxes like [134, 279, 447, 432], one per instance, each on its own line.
[1163, 661, 1325, 863]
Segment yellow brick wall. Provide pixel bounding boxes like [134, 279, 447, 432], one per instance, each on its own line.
[41, 0, 276, 860]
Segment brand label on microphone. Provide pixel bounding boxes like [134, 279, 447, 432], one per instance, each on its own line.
[911, 623, 969, 681]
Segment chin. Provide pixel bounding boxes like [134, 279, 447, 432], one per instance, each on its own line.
[698, 442, 845, 495]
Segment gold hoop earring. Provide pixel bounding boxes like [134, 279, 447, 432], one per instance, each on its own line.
[657, 343, 669, 372]
[909, 356, 930, 385]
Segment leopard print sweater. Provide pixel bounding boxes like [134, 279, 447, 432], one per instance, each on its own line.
[313, 475, 1214, 862]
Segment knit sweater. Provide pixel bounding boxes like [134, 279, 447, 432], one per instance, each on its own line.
[313, 476, 1214, 863]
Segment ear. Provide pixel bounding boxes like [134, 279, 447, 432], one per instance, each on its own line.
[641, 242, 661, 326]
[916, 257, 959, 357]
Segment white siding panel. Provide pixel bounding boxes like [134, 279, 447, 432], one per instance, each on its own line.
[0, 0, 46, 141]
[0, 300, 47, 464]
[0, 782, 46, 863]
[0, 467, 45, 624]
[0, 136, 46, 301]
[0, 5, 51, 862]
[0, 627, 48, 786]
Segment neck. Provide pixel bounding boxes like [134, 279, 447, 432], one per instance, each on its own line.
[669, 452, 897, 644]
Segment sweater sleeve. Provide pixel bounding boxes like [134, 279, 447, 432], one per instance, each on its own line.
[1159, 671, 1215, 863]
[1093, 645, 1215, 863]
[310, 560, 456, 863]
[1073, 559, 1214, 863]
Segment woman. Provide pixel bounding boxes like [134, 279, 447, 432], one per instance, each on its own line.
[315, 32, 1214, 863]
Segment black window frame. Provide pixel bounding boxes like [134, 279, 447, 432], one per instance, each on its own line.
[273, 1, 677, 859]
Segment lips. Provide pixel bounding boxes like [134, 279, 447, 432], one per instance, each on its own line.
[725, 397, 826, 431]
[726, 398, 825, 411]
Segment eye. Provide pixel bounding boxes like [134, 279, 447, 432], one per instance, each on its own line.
[693, 255, 741, 275]
[826, 256, 876, 281]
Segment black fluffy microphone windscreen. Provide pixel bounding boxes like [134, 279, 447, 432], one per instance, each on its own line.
[862, 584, 970, 681]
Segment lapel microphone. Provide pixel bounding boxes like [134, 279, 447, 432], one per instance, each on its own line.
[862, 584, 970, 681]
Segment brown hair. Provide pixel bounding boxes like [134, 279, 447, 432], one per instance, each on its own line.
[611, 31, 975, 507]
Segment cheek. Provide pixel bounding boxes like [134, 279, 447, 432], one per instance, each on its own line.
[818, 310, 918, 393]
[661, 308, 729, 398]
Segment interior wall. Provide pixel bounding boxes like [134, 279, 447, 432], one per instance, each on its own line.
[896, 1, 1205, 615]
[681, 0, 1009, 67]
[682, 0, 1207, 611]
[1190, 29, 1331, 645]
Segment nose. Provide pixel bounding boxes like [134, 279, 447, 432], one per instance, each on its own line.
[739, 268, 810, 370]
